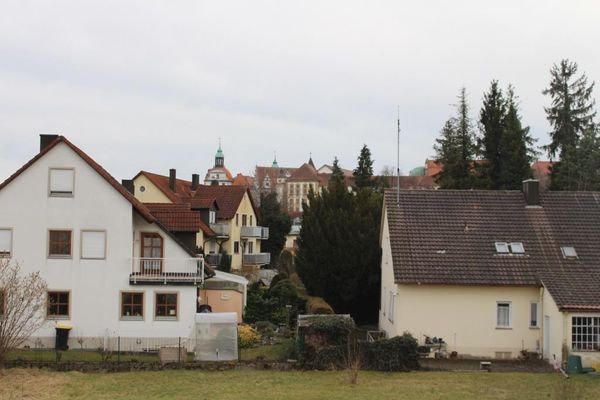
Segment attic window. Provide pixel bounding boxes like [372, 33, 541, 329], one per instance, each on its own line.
[495, 242, 525, 255]
[561, 246, 578, 259]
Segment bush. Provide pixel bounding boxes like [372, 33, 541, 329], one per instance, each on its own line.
[306, 296, 334, 314]
[238, 324, 261, 348]
[359, 333, 419, 371]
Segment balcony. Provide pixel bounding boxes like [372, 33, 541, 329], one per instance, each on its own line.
[205, 253, 223, 266]
[289, 225, 301, 235]
[240, 226, 269, 240]
[242, 253, 271, 266]
[210, 223, 230, 238]
[130, 257, 205, 285]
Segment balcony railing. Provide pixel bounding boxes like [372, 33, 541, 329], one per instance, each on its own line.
[289, 225, 301, 235]
[240, 226, 269, 240]
[210, 223, 230, 238]
[242, 253, 271, 266]
[130, 257, 204, 285]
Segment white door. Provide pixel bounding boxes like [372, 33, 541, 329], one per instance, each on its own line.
[543, 316, 550, 359]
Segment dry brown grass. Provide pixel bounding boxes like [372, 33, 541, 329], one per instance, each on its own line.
[0, 368, 69, 400]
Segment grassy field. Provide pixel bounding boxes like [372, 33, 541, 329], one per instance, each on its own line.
[0, 369, 599, 400]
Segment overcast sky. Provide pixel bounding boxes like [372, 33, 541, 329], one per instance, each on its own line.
[1, 1, 599, 183]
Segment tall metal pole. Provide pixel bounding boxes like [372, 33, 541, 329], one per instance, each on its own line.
[397, 106, 400, 206]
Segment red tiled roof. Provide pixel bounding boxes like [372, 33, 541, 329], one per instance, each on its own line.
[191, 185, 249, 219]
[381, 175, 439, 190]
[288, 163, 319, 182]
[0, 136, 156, 223]
[145, 203, 215, 236]
[385, 187, 600, 308]
[134, 171, 193, 202]
[232, 173, 254, 187]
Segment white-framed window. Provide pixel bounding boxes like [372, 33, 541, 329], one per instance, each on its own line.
[495, 242, 525, 255]
[0, 228, 12, 258]
[209, 211, 216, 224]
[572, 316, 600, 351]
[530, 302, 539, 328]
[496, 301, 512, 328]
[561, 246, 578, 259]
[388, 291, 396, 323]
[81, 230, 106, 260]
[49, 168, 74, 197]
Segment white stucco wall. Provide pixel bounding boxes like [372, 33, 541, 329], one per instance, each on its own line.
[0, 142, 200, 345]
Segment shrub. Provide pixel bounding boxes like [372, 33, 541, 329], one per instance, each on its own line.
[238, 324, 261, 348]
[306, 296, 334, 314]
[359, 333, 419, 371]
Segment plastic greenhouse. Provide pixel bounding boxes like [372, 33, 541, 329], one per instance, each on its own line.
[194, 312, 238, 361]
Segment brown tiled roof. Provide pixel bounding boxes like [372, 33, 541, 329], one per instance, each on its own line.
[145, 203, 215, 236]
[232, 173, 254, 187]
[288, 163, 319, 182]
[186, 197, 219, 210]
[385, 188, 600, 309]
[191, 185, 250, 219]
[134, 171, 192, 202]
[382, 176, 439, 190]
[0, 136, 156, 223]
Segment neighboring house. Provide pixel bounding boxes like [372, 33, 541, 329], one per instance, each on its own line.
[380, 180, 600, 368]
[132, 171, 270, 275]
[204, 142, 234, 186]
[199, 270, 248, 323]
[0, 135, 213, 348]
[532, 161, 553, 191]
[254, 159, 296, 207]
[286, 162, 320, 216]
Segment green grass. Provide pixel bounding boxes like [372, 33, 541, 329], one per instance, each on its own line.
[1, 369, 599, 400]
[8, 349, 160, 363]
[240, 340, 294, 361]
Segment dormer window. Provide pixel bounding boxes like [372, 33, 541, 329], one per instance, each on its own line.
[561, 246, 578, 259]
[495, 242, 525, 255]
[49, 168, 74, 197]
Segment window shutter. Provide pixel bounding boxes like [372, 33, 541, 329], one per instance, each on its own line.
[50, 169, 74, 194]
[0, 229, 12, 255]
[81, 231, 106, 259]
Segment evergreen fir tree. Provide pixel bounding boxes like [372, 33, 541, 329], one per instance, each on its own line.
[434, 87, 476, 189]
[543, 59, 596, 159]
[496, 86, 536, 189]
[353, 145, 374, 189]
[478, 80, 507, 188]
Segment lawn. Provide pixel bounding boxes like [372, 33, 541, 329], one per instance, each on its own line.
[1, 369, 599, 400]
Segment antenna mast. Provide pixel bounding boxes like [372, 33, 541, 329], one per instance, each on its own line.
[397, 106, 400, 206]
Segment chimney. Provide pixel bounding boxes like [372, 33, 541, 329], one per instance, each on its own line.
[39, 134, 59, 152]
[169, 169, 177, 192]
[522, 179, 540, 206]
[191, 174, 199, 190]
[121, 179, 135, 194]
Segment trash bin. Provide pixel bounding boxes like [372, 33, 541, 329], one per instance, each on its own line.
[55, 324, 72, 351]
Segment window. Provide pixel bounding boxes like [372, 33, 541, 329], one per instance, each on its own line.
[49, 168, 74, 197]
[572, 317, 600, 351]
[530, 302, 539, 328]
[234, 241, 240, 254]
[248, 241, 254, 254]
[47, 291, 69, 319]
[235, 214, 239, 226]
[249, 215, 253, 226]
[561, 246, 578, 259]
[510, 242, 525, 254]
[209, 211, 216, 224]
[388, 291, 396, 323]
[242, 215, 247, 226]
[81, 230, 106, 259]
[495, 242, 525, 255]
[141, 233, 163, 273]
[0, 228, 12, 258]
[496, 302, 511, 328]
[155, 293, 178, 319]
[48, 230, 72, 258]
[121, 292, 143, 319]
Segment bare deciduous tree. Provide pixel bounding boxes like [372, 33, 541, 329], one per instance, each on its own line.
[0, 259, 48, 366]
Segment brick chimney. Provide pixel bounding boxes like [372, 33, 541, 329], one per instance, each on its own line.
[522, 179, 540, 206]
[40, 134, 59, 152]
[191, 174, 199, 190]
[169, 169, 177, 192]
[121, 179, 135, 194]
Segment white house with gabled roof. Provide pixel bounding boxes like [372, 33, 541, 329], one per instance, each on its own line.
[0, 135, 213, 349]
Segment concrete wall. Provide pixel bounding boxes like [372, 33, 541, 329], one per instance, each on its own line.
[199, 288, 244, 323]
